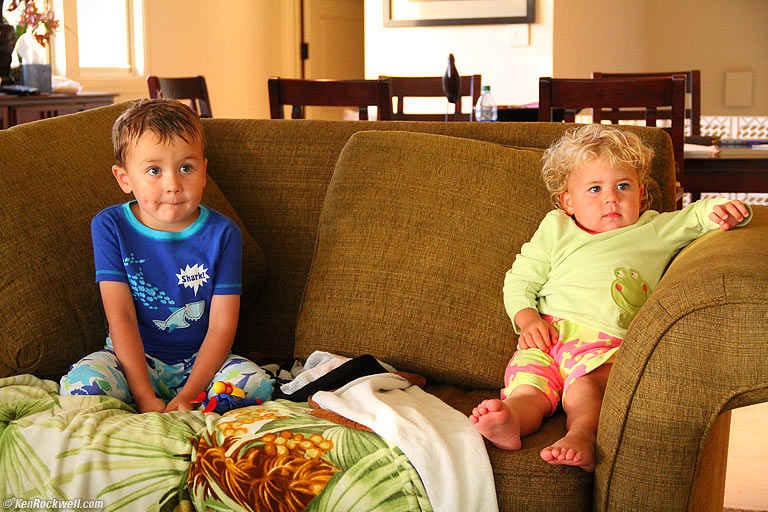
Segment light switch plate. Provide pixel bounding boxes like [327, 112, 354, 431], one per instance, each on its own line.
[505, 24, 529, 47]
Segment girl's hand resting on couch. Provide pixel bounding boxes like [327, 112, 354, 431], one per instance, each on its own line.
[710, 200, 750, 231]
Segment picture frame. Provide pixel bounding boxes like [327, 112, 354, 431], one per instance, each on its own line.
[384, 0, 534, 27]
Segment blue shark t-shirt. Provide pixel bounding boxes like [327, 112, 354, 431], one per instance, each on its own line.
[92, 201, 242, 363]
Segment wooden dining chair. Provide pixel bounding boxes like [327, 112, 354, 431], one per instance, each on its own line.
[379, 74, 482, 121]
[147, 75, 213, 118]
[267, 77, 392, 120]
[592, 70, 701, 137]
[538, 76, 687, 204]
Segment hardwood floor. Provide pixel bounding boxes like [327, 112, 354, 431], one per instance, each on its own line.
[724, 402, 768, 511]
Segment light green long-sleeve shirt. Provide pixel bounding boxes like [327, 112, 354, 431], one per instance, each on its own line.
[503, 198, 752, 338]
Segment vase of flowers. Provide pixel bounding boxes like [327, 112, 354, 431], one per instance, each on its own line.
[0, 0, 59, 84]
[0, 1, 15, 82]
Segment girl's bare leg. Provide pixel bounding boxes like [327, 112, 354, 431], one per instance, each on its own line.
[540, 363, 612, 472]
[470, 385, 551, 450]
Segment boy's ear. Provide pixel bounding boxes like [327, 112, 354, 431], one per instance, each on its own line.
[112, 165, 133, 194]
[202, 158, 208, 187]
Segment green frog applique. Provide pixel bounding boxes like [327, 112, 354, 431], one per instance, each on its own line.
[611, 267, 650, 329]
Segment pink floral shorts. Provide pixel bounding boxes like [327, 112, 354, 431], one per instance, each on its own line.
[501, 315, 622, 414]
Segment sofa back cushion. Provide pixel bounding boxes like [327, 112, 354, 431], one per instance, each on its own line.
[204, 119, 673, 364]
[295, 131, 553, 389]
[0, 104, 266, 379]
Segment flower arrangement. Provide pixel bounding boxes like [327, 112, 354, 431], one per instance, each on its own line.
[3, 0, 59, 47]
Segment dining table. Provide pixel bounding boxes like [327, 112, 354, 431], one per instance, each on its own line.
[497, 103, 565, 122]
[683, 144, 768, 201]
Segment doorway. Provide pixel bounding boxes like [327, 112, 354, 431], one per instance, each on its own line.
[300, 0, 364, 119]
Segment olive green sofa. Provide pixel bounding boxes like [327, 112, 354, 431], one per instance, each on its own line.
[1, 102, 766, 511]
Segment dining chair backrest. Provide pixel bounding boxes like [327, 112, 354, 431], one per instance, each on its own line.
[538, 76, 687, 183]
[592, 70, 700, 136]
[147, 75, 213, 118]
[379, 74, 482, 121]
[267, 77, 392, 120]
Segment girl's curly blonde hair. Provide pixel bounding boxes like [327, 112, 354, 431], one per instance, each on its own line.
[541, 124, 654, 211]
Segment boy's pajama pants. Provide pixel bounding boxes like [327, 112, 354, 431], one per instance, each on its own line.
[60, 336, 273, 405]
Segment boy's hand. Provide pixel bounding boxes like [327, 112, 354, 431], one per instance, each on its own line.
[515, 308, 559, 352]
[164, 393, 195, 413]
[137, 396, 166, 414]
[710, 200, 749, 231]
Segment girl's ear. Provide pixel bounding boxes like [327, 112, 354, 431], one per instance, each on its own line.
[560, 191, 574, 215]
[112, 165, 133, 194]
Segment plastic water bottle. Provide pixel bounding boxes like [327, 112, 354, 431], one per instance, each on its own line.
[474, 85, 498, 122]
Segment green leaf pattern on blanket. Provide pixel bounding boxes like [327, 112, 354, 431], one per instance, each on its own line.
[306, 447, 432, 512]
[2, 376, 433, 512]
[1, 375, 204, 511]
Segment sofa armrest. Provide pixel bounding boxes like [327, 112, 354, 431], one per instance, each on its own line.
[594, 206, 768, 511]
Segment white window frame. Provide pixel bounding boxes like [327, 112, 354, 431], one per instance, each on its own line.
[51, 0, 146, 96]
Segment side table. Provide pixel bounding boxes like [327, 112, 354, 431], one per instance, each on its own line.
[0, 92, 117, 129]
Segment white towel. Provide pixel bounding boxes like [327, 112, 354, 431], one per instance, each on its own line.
[313, 373, 498, 512]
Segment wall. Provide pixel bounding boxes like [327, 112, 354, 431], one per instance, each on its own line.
[644, 0, 767, 115]
[76, 1, 298, 119]
[141, 1, 298, 119]
[365, 0, 767, 115]
[553, 0, 768, 115]
[83, 0, 766, 118]
[364, 0, 554, 108]
[552, 0, 650, 77]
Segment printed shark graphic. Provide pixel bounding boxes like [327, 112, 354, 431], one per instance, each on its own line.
[153, 300, 205, 332]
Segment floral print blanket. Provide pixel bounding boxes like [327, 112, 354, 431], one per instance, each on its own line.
[0, 374, 432, 512]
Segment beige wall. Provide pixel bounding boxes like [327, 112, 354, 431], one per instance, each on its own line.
[645, 0, 767, 115]
[364, 0, 767, 115]
[553, 0, 768, 115]
[364, 0, 554, 107]
[94, 1, 300, 119]
[89, 0, 766, 118]
[143, 1, 299, 119]
[553, 0, 650, 76]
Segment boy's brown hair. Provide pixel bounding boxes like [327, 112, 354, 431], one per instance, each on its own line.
[112, 98, 205, 166]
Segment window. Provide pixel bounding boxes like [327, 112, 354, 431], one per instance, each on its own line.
[51, 0, 144, 93]
[1, 4, 23, 26]
[75, 0, 130, 69]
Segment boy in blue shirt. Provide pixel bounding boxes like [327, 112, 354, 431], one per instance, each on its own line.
[60, 99, 272, 413]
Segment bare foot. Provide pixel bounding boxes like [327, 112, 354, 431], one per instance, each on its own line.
[469, 399, 522, 450]
[540, 429, 595, 472]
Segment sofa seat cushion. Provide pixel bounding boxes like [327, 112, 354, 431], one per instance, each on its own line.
[295, 130, 552, 390]
[426, 384, 593, 511]
[0, 105, 266, 379]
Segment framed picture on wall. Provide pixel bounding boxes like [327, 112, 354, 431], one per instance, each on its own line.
[384, 0, 534, 27]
